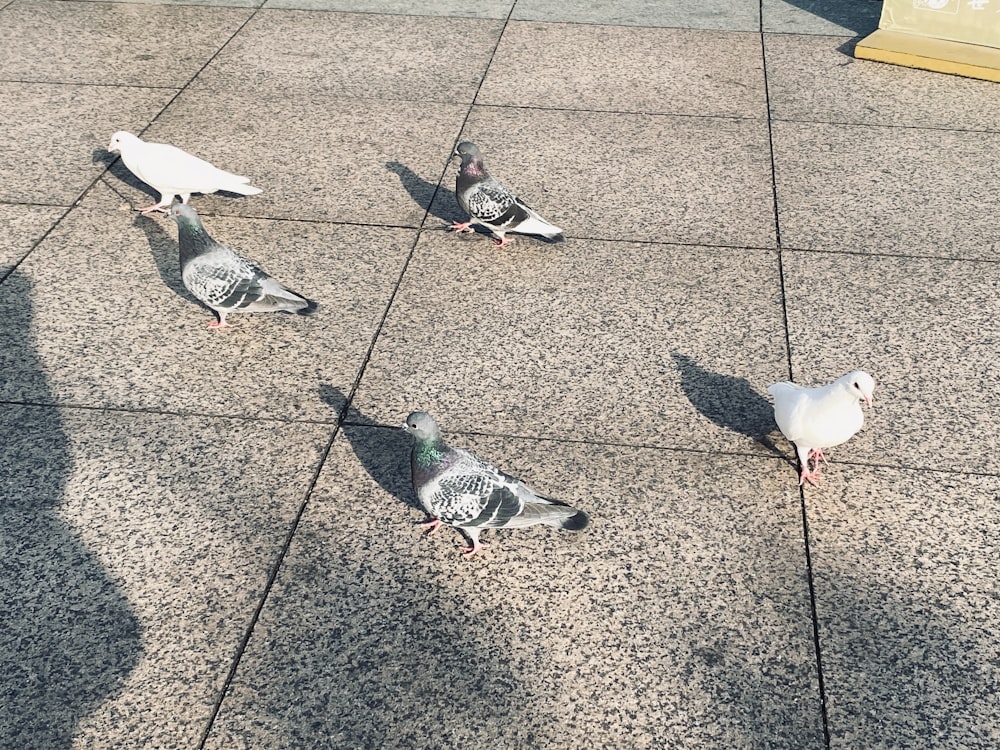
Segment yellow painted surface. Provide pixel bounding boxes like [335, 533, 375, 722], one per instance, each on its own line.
[856, 29, 1000, 82]
[855, 0, 1000, 81]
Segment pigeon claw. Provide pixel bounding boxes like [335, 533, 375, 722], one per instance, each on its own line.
[137, 203, 169, 214]
[492, 235, 511, 248]
[206, 320, 233, 329]
[449, 221, 474, 234]
[459, 541, 489, 559]
[798, 468, 821, 487]
[419, 518, 444, 535]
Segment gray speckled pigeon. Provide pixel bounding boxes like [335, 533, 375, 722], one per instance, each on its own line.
[767, 371, 875, 486]
[449, 142, 563, 247]
[167, 203, 317, 329]
[402, 411, 589, 558]
[108, 131, 262, 214]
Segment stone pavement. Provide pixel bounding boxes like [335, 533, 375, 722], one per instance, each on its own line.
[1, 0, 998, 747]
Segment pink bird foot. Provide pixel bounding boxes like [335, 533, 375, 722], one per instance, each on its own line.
[449, 221, 474, 233]
[137, 203, 169, 214]
[808, 448, 829, 466]
[798, 467, 821, 486]
[207, 320, 232, 329]
[419, 518, 444, 535]
[459, 541, 489, 559]
[492, 235, 511, 248]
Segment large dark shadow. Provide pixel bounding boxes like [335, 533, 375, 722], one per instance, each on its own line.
[775, 0, 881, 37]
[0, 271, 141, 747]
[671, 352, 780, 451]
[318, 384, 419, 512]
[385, 160, 464, 225]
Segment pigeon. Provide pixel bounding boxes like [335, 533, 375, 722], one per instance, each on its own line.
[107, 131, 262, 214]
[767, 371, 875, 486]
[402, 411, 590, 558]
[167, 203, 317, 329]
[449, 141, 563, 247]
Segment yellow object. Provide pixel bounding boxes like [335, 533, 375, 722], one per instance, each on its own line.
[855, 0, 1000, 81]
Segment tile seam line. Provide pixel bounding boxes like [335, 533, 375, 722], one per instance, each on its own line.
[3, 398, 994, 479]
[195, 420, 342, 750]
[761, 5, 831, 746]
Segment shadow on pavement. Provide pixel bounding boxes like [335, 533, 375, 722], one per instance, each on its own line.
[0, 270, 141, 748]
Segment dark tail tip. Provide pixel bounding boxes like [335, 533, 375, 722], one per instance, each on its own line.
[297, 298, 320, 316]
[561, 509, 590, 532]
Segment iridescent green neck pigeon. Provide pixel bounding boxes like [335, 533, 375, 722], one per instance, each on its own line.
[403, 411, 590, 558]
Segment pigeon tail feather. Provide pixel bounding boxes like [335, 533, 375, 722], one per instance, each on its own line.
[513, 213, 562, 239]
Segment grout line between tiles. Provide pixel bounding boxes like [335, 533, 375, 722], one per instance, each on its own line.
[195, 421, 342, 749]
[762, 6, 831, 745]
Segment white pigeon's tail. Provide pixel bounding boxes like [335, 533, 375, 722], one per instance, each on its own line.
[218, 178, 262, 197]
[517, 213, 563, 238]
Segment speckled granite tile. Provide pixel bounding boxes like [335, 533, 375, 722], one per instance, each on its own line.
[511, 0, 760, 31]
[262, 0, 511, 17]
[0, 0, 253, 86]
[203, 430, 823, 749]
[116, 90, 468, 223]
[353, 231, 786, 453]
[765, 33, 1000, 130]
[192, 10, 503, 101]
[73, 0, 261, 6]
[0, 206, 413, 418]
[479, 22, 765, 117]
[781, 251, 998, 476]
[429, 106, 776, 246]
[762, 0, 880, 35]
[0, 82, 174, 205]
[0, 204, 64, 276]
[0, 399, 330, 747]
[772, 121, 1000, 259]
[808, 465, 1000, 749]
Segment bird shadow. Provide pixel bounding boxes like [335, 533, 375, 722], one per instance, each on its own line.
[671, 352, 782, 453]
[133, 213, 199, 303]
[385, 160, 466, 226]
[91, 148, 159, 203]
[318, 384, 421, 512]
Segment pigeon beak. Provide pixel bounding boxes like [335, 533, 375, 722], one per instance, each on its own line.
[864, 394, 873, 407]
[400, 421, 409, 431]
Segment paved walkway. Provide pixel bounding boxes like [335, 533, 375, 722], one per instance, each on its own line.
[1, 0, 998, 747]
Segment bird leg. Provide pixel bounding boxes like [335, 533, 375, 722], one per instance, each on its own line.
[448, 221, 474, 233]
[809, 448, 829, 467]
[419, 518, 444, 535]
[459, 540, 489, 559]
[798, 466, 821, 487]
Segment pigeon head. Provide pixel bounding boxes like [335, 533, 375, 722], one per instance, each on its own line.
[107, 130, 138, 154]
[841, 370, 875, 407]
[453, 141, 484, 165]
[402, 411, 442, 441]
[167, 202, 202, 227]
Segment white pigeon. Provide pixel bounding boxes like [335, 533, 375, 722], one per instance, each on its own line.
[450, 141, 563, 247]
[767, 371, 875, 486]
[107, 131, 262, 214]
